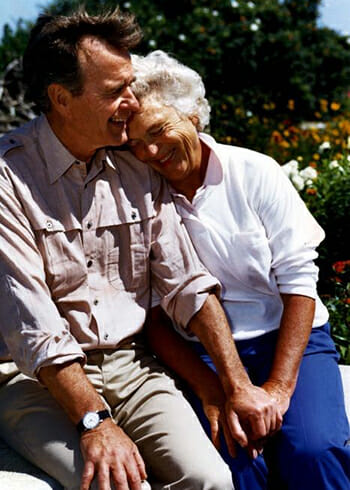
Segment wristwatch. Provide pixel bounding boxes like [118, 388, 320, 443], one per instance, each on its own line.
[76, 409, 111, 433]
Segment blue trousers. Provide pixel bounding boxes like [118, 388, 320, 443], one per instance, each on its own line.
[188, 324, 350, 490]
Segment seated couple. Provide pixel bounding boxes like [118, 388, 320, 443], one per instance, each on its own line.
[0, 9, 348, 490]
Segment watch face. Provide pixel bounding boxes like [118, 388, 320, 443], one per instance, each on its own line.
[83, 412, 100, 430]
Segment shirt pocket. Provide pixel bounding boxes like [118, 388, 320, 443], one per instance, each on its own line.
[106, 219, 150, 292]
[230, 230, 276, 295]
[32, 218, 84, 296]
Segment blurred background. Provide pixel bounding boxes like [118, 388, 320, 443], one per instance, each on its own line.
[0, 0, 349, 363]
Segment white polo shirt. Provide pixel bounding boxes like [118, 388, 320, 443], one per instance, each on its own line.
[170, 133, 329, 341]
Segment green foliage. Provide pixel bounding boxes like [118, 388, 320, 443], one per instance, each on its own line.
[282, 153, 350, 363]
[0, 20, 31, 72]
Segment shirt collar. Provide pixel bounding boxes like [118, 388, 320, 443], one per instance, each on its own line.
[38, 115, 78, 184]
[38, 116, 120, 183]
[199, 133, 224, 186]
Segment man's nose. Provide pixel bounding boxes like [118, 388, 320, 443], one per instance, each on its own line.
[122, 86, 140, 111]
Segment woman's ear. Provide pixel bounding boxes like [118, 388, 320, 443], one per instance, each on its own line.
[189, 114, 200, 129]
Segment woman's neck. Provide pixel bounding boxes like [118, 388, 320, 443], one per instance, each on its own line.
[170, 140, 210, 202]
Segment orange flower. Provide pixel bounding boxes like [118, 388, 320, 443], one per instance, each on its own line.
[306, 188, 317, 195]
[330, 102, 341, 111]
[333, 260, 350, 273]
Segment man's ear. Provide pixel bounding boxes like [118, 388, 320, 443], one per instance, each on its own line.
[47, 83, 72, 116]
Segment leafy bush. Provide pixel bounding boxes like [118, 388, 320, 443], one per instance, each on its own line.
[282, 150, 350, 363]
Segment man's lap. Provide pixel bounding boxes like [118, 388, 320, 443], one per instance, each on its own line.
[0, 340, 233, 490]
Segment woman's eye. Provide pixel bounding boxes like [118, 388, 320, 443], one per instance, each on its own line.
[150, 127, 164, 136]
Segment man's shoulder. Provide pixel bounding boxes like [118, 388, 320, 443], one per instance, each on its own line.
[0, 119, 37, 161]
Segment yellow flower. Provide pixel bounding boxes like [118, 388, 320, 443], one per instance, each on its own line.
[330, 102, 341, 111]
[313, 153, 320, 160]
[319, 99, 328, 112]
[288, 99, 295, 110]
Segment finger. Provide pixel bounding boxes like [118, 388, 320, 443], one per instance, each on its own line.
[209, 415, 220, 450]
[133, 447, 147, 481]
[110, 464, 129, 490]
[97, 462, 112, 490]
[222, 420, 237, 458]
[226, 410, 248, 448]
[80, 460, 95, 490]
[249, 416, 269, 441]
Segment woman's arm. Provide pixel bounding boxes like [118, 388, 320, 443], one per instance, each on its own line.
[146, 306, 236, 455]
[262, 293, 315, 414]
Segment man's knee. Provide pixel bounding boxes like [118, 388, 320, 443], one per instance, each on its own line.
[180, 458, 234, 490]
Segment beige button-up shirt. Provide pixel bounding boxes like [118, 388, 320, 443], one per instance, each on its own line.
[0, 115, 218, 378]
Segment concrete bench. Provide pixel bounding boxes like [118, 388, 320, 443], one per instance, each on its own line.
[0, 365, 349, 489]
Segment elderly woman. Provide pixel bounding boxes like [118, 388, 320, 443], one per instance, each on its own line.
[127, 50, 350, 490]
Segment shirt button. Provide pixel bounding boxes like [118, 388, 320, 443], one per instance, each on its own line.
[87, 260, 93, 268]
[131, 211, 137, 220]
[87, 221, 92, 229]
[93, 299, 99, 306]
[46, 220, 53, 230]
[104, 334, 109, 340]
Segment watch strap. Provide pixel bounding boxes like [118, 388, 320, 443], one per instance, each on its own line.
[76, 409, 111, 434]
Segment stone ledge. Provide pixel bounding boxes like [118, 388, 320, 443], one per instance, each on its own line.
[0, 365, 349, 489]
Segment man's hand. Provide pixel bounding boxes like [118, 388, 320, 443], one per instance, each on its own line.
[225, 384, 283, 454]
[80, 419, 147, 490]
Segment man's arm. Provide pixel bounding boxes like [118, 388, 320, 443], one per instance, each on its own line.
[39, 361, 147, 490]
[188, 294, 283, 451]
[262, 293, 315, 414]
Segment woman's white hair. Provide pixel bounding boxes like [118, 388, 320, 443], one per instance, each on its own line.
[131, 50, 211, 131]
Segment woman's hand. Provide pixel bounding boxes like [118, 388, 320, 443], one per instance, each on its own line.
[199, 376, 238, 458]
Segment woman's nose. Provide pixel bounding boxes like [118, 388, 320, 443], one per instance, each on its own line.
[145, 143, 159, 157]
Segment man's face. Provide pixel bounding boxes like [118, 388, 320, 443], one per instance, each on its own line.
[62, 37, 139, 160]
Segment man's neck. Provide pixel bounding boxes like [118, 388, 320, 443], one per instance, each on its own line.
[46, 112, 94, 163]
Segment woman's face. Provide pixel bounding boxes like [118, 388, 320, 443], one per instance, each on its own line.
[127, 97, 202, 183]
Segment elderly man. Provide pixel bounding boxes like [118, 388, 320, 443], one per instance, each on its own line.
[0, 9, 240, 490]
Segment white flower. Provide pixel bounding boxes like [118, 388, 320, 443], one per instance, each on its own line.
[246, 110, 253, 117]
[282, 159, 299, 178]
[156, 15, 164, 21]
[123, 2, 131, 8]
[250, 23, 259, 31]
[212, 10, 219, 16]
[300, 166, 318, 181]
[148, 39, 157, 47]
[231, 1, 239, 7]
[329, 160, 345, 173]
[178, 34, 187, 41]
[247, 1, 255, 8]
[347, 136, 350, 149]
[291, 174, 305, 191]
[319, 141, 331, 151]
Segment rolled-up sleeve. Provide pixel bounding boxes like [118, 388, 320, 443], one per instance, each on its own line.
[257, 157, 324, 299]
[0, 168, 85, 378]
[150, 180, 221, 328]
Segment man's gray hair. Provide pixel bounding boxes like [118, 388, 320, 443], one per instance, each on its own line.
[131, 50, 210, 131]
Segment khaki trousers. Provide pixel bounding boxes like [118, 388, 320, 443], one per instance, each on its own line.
[0, 338, 233, 490]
